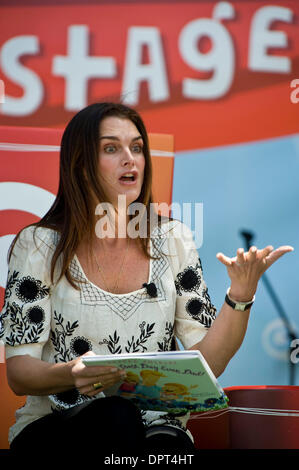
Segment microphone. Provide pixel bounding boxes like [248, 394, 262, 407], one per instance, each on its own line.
[143, 282, 158, 298]
[240, 229, 297, 385]
[240, 230, 254, 250]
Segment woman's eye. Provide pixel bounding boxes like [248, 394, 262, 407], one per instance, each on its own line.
[104, 145, 116, 153]
[132, 144, 143, 153]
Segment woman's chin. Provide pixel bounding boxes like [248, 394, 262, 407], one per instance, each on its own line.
[114, 189, 142, 207]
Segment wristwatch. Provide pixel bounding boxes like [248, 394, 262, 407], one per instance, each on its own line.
[225, 288, 255, 311]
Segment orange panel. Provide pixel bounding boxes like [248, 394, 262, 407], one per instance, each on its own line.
[148, 133, 174, 215]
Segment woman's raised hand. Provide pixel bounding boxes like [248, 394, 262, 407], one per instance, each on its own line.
[216, 245, 294, 302]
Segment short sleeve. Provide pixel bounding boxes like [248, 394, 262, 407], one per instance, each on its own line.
[0, 226, 53, 360]
[166, 221, 217, 350]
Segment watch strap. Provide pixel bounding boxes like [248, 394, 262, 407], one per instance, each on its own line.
[225, 289, 255, 311]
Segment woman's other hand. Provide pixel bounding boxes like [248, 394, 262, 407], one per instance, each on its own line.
[216, 245, 294, 301]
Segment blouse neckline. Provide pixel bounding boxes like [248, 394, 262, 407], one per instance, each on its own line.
[73, 239, 153, 297]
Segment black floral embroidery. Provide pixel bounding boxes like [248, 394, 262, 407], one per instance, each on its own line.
[1, 270, 27, 340]
[99, 322, 156, 354]
[175, 262, 202, 296]
[4, 302, 45, 346]
[185, 298, 204, 318]
[15, 276, 49, 303]
[0, 271, 50, 344]
[197, 256, 203, 273]
[4, 270, 19, 303]
[70, 336, 92, 357]
[157, 322, 174, 351]
[50, 316, 92, 409]
[175, 259, 217, 327]
[53, 388, 82, 406]
[0, 319, 4, 340]
[51, 389, 92, 410]
[99, 331, 122, 354]
[125, 322, 155, 353]
[26, 306, 45, 325]
[202, 287, 217, 319]
[0, 308, 9, 340]
[185, 295, 216, 328]
[51, 311, 79, 362]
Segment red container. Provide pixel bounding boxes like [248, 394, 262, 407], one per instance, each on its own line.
[225, 386, 299, 449]
[187, 408, 230, 449]
[187, 386, 299, 449]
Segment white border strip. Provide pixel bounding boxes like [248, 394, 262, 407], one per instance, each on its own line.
[150, 149, 174, 157]
[188, 406, 299, 420]
[0, 142, 174, 157]
[0, 143, 60, 152]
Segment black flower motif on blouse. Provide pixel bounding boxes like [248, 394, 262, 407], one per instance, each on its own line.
[99, 322, 156, 355]
[70, 336, 92, 357]
[1, 271, 48, 343]
[4, 302, 45, 346]
[185, 298, 204, 319]
[52, 388, 90, 407]
[26, 306, 45, 325]
[51, 311, 79, 363]
[100, 330, 122, 354]
[3, 270, 19, 304]
[15, 276, 49, 303]
[157, 322, 174, 351]
[185, 293, 216, 327]
[175, 262, 202, 296]
[125, 322, 155, 353]
[202, 287, 217, 319]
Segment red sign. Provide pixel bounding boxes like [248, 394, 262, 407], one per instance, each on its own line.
[0, 0, 298, 150]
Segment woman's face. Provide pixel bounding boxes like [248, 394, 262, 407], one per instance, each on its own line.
[98, 116, 146, 208]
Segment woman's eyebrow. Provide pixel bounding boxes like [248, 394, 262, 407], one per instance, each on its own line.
[99, 135, 143, 141]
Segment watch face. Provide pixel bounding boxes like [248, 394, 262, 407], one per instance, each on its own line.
[235, 303, 246, 311]
[225, 294, 253, 311]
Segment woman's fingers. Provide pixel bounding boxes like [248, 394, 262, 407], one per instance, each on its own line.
[77, 368, 127, 396]
[71, 353, 127, 396]
[236, 248, 246, 265]
[247, 246, 258, 262]
[216, 244, 294, 277]
[75, 364, 120, 378]
[217, 247, 256, 267]
[216, 244, 293, 301]
[262, 245, 294, 270]
[216, 252, 232, 267]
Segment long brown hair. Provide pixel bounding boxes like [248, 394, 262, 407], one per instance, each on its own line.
[10, 102, 154, 288]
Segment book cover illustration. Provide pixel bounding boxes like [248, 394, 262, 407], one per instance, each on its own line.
[82, 351, 228, 414]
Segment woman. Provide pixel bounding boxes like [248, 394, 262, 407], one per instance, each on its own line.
[0, 102, 293, 456]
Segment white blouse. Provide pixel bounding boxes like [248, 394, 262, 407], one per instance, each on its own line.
[0, 220, 217, 444]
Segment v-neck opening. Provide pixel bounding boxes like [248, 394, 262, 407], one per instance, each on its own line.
[74, 239, 153, 297]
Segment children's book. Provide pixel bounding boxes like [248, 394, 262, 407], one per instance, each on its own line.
[82, 350, 228, 414]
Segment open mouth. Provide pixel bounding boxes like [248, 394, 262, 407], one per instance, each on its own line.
[119, 173, 136, 182]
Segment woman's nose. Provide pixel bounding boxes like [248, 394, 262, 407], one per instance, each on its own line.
[122, 148, 135, 165]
